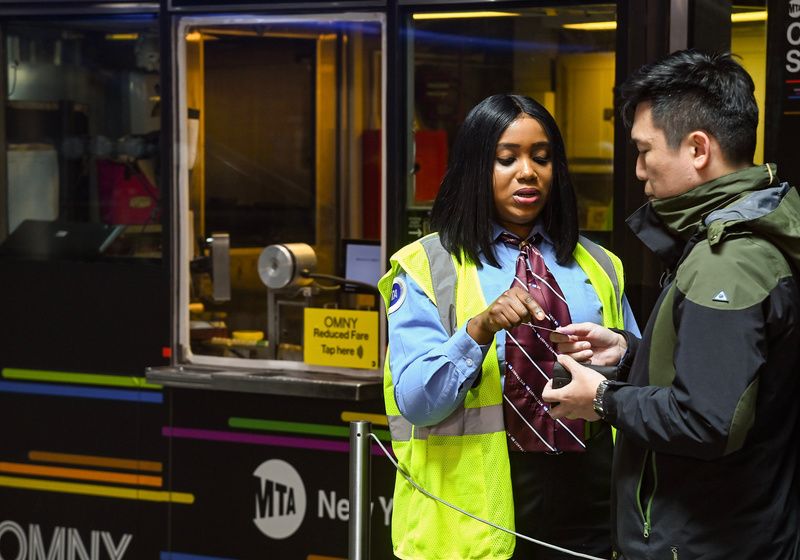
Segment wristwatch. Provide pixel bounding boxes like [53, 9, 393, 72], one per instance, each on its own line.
[593, 379, 611, 419]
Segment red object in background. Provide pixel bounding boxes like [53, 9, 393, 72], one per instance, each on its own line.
[361, 129, 448, 239]
[413, 130, 448, 203]
[362, 130, 381, 240]
[96, 160, 160, 225]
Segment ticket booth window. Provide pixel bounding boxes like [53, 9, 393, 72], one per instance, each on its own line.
[406, 5, 618, 245]
[175, 15, 385, 372]
[0, 17, 162, 260]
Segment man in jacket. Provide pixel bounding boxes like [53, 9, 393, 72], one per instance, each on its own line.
[543, 49, 800, 559]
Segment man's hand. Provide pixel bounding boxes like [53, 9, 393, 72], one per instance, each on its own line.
[549, 322, 627, 365]
[467, 286, 545, 345]
[542, 355, 605, 421]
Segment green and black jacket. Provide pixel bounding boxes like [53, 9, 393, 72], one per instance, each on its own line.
[607, 164, 800, 559]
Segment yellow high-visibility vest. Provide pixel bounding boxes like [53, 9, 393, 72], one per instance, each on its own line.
[378, 233, 626, 560]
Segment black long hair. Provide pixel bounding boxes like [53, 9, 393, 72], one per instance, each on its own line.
[430, 94, 579, 267]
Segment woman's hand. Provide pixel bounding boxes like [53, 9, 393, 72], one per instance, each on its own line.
[467, 286, 545, 345]
[548, 322, 627, 366]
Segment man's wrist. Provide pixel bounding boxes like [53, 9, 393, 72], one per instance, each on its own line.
[610, 329, 639, 382]
[593, 379, 611, 419]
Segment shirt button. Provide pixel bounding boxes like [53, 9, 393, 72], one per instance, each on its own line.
[465, 358, 474, 367]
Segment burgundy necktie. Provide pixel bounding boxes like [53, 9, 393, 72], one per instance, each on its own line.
[501, 233, 586, 453]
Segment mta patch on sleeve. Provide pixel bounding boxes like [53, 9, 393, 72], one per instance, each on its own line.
[388, 277, 406, 314]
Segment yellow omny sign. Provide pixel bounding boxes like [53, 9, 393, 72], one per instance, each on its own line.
[303, 308, 379, 369]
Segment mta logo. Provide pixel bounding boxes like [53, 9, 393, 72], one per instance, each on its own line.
[252, 459, 306, 540]
[256, 478, 297, 518]
[388, 278, 406, 313]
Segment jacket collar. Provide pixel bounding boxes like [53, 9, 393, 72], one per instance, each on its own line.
[626, 164, 777, 268]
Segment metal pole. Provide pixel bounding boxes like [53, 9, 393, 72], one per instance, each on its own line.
[349, 421, 372, 560]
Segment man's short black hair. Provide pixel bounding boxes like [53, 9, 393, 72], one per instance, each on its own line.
[619, 49, 758, 165]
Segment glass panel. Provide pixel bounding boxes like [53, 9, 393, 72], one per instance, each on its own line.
[179, 17, 383, 365]
[732, 3, 767, 164]
[407, 5, 617, 244]
[0, 16, 163, 260]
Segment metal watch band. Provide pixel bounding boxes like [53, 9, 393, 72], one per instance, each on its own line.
[593, 379, 611, 419]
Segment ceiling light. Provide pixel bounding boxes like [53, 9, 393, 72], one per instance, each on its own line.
[412, 11, 520, 21]
[105, 33, 139, 41]
[563, 10, 767, 31]
[562, 21, 617, 31]
[731, 11, 767, 23]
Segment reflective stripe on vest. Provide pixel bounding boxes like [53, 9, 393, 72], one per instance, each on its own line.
[387, 403, 504, 442]
[414, 403, 503, 439]
[420, 235, 458, 336]
[578, 234, 621, 310]
[387, 414, 412, 441]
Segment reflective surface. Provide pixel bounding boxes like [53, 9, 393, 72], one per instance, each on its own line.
[1, 17, 163, 260]
[405, 3, 769, 244]
[407, 5, 618, 242]
[179, 16, 383, 364]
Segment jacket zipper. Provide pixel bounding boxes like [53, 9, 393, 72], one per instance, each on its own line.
[635, 451, 658, 539]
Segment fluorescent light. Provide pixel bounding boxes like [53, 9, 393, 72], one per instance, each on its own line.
[562, 21, 617, 31]
[563, 10, 767, 31]
[105, 33, 139, 41]
[412, 11, 520, 21]
[731, 10, 767, 23]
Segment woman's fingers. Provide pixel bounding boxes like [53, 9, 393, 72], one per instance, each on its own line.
[506, 287, 545, 322]
[504, 291, 531, 321]
[483, 286, 552, 333]
[490, 304, 524, 331]
[554, 322, 596, 337]
[561, 348, 594, 362]
[554, 339, 591, 353]
[519, 294, 545, 321]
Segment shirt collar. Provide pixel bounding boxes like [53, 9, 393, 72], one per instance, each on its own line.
[492, 220, 551, 245]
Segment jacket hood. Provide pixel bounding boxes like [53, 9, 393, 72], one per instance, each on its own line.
[627, 164, 800, 270]
[704, 176, 800, 273]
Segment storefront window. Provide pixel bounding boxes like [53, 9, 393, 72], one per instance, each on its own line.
[176, 15, 384, 369]
[406, 5, 617, 245]
[0, 16, 162, 260]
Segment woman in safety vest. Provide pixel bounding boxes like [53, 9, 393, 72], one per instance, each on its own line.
[379, 94, 640, 560]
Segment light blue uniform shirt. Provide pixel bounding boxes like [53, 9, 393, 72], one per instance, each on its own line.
[387, 222, 641, 427]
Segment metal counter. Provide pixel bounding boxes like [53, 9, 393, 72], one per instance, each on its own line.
[146, 365, 383, 401]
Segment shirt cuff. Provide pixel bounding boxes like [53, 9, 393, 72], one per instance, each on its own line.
[445, 322, 486, 389]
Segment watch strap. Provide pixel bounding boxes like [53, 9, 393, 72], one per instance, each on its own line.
[593, 379, 611, 419]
